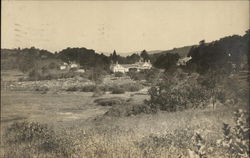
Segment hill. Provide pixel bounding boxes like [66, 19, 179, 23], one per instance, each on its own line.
[153, 46, 194, 58]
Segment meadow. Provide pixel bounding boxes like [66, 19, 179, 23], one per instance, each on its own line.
[1, 69, 249, 158]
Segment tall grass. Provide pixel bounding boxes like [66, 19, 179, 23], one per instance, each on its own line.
[2, 106, 246, 158]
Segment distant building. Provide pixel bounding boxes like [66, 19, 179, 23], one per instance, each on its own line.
[59, 62, 80, 70]
[110, 59, 152, 73]
[69, 63, 78, 68]
[60, 62, 68, 70]
[177, 56, 192, 66]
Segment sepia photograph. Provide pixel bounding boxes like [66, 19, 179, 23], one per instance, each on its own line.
[1, 0, 249, 157]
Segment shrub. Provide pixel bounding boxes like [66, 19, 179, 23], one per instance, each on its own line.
[137, 128, 193, 157]
[35, 86, 49, 93]
[104, 103, 157, 117]
[114, 72, 124, 77]
[98, 85, 113, 92]
[3, 121, 76, 157]
[94, 97, 126, 106]
[48, 62, 58, 69]
[119, 83, 143, 92]
[66, 85, 96, 92]
[66, 86, 80, 91]
[81, 85, 96, 92]
[111, 86, 125, 94]
[216, 109, 250, 158]
[128, 71, 146, 81]
[145, 71, 209, 112]
[188, 132, 207, 158]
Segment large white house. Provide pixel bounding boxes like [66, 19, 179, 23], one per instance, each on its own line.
[110, 60, 152, 73]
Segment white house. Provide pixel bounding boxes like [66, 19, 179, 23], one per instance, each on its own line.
[110, 60, 152, 73]
[59, 62, 79, 70]
[69, 63, 78, 68]
[110, 62, 129, 73]
[60, 62, 68, 70]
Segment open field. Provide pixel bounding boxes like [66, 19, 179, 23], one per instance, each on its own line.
[1, 90, 148, 128]
[1, 70, 249, 158]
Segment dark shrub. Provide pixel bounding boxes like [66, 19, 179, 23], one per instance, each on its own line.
[146, 71, 210, 112]
[128, 71, 146, 81]
[112, 86, 125, 94]
[120, 83, 143, 92]
[35, 86, 49, 93]
[114, 72, 124, 77]
[48, 62, 58, 69]
[81, 85, 96, 92]
[66, 85, 96, 92]
[104, 103, 157, 117]
[69, 67, 78, 72]
[94, 97, 126, 106]
[66, 86, 79, 91]
[97, 85, 113, 92]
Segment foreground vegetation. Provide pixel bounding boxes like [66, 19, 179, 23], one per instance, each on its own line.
[1, 106, 249, 158]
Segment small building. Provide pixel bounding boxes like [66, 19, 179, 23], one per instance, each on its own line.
[177, 56, 192, 66]
[59, 62, 79, 70]
[69, 63, 78, 68]
[110, 62, 129, 73]
[59, 62, 68, 70]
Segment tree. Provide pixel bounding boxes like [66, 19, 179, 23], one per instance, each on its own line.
[187, 31, 249, 74]
[140, 50, 150, 62]
[153, 53, 180, 70]
[111, 50, 118, 63]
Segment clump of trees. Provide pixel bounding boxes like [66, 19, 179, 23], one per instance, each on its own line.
[186, 30, 249, 74]
[153, 53, 180, 70]
[145, 70, 210, 112]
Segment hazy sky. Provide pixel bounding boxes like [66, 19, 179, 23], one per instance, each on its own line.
[2, 1, 249, 53]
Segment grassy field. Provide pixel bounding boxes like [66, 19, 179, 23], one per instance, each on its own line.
[1, 70, 249, 157]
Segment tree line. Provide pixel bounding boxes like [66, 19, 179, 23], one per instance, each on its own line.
[1, 30, 249, 74]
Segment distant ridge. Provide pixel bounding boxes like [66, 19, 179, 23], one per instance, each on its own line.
[102, 46, 195, 58]
[154, 46, 195, 58]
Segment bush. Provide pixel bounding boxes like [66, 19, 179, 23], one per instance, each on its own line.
[145, 71, 210, 112]
[112, 86, 125, 94]
[28, 68, 78, 81]
[66, 86, 80, 91]
[119, 83, 143, 92]
[114, 72, 124, 77]
[216, 109, 250, 158]
[81, 85, 96, 92]
[35, 86, 49, 93]
[105, 103, 157, 117]
[3, 121, 76, 157]
[94, 97, 126, 106]
[98, 85, 113, 92]
[66, 85, 96, 92]
[48, 62, 58, 69]
[128, 71, 146, 81]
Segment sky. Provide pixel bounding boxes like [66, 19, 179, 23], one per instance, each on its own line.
[2, 1, 249, 54]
